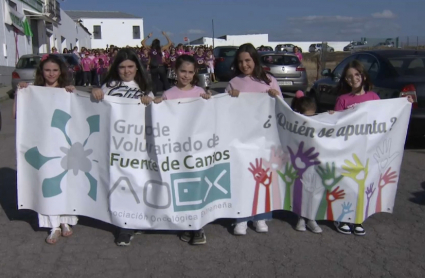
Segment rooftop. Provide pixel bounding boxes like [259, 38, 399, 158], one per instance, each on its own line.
[65, 10, 142, 20]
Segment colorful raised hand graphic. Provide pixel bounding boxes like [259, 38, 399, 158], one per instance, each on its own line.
[342, 154, 369, 223]
[326, 186, 345, 220]
[248, 158, 272, 215]
[263, 146, 288, 210]
[373, 139, 399, 174]
[376, 167, 398, 213]
[336, 202, 354, 222]
[315, 162, 344, 219]
[277, 162, 298, 211]
[365, 183, 376, 219]
[288, 142, 320, 215]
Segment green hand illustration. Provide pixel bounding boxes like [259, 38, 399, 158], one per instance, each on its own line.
[277, 162, 298, 211]
[342, 154, 369, 223]
[315, 162, 344, 220]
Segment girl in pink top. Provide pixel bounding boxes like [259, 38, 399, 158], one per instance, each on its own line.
[333, 60, 412, 236]
[154, 55, 210, 245]
[226, 43, 281, 236]
[205, 49, 217, 83]
[293, 46, 302, 61]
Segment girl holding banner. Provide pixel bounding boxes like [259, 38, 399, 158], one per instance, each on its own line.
[154, 54, 212, 245]
[91, 48, 154, 246]
[16, 54, 76, 244]
[225, 43, 281, 236]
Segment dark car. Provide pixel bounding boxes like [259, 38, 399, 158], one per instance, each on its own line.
[259, 52, 308, 92]
[213, 46, 238, 81]
[309, 50, 425, 136]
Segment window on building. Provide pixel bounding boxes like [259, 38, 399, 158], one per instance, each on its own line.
[93, 25, 102, 39]
[133, 26, 140, 39]
[9, 0, 17, 10]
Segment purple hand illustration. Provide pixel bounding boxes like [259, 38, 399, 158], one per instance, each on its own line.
[365, 182, 375, 219]
[288, 142, 320, 215]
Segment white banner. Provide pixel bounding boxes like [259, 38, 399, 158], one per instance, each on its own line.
[16, 87, 411, 230]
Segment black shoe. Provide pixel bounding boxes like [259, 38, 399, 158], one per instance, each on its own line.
[191, 229, 206, 245]
[180, 231, 193, 242]
[116, 230, 134, 246]
[334, 222, 352, 235]
[353, 224, 366, 236]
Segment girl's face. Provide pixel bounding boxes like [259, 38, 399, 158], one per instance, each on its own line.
[118, 59, 137, 82]
[176, 62, 195, 87]
[171, 48, 176, 54]
[238, 52, 255, 76]
[345, 67, 363, 90]
[294, 47, 299, 53]
[42, 61, 61, 86]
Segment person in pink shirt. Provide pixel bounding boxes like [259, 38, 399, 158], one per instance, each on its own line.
[225, 43, 281, 236]
[333, 60, 413, 236]
[154, 55, 211, 245]
[293, 46, 303, 61]
[176, 44, 185, 56]
[81, 53, 94, 87]
[205, 49, 217, 83]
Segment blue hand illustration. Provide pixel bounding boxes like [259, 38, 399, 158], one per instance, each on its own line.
[336, 202, 354, 222]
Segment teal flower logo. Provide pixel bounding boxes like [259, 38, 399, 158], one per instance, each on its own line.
[24, 109, 100, 200]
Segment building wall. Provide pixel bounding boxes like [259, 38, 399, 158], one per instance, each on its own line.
[78, 18, 144, 49]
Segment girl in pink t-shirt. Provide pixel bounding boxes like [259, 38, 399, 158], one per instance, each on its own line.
[154, 55, 211, 245]
[205, 49, 217, 83]
[333, 60, 412, 237]
[226, 43, 281, 236]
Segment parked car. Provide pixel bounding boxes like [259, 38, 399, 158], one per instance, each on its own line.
[11, 53, 80, 92]
[256, 46, 274, 52]
[309, 50, 425, 136]
[213, 46, 238, 81]
[375, 42, 394, 48]
[275, 44, 303, 53]
[343, 41, 367, 51]
[259, 53, 308, 92]
[309, 43, 335, 53]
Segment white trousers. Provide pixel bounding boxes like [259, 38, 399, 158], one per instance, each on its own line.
[38, 214, 78, 228]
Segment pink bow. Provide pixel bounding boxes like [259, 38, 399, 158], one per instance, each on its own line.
[41, 54, 49, 62]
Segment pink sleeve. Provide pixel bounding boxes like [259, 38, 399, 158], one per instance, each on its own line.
[334, 97, 345, 111]
[374, 92, 381, 100]
[270, 76, 282, 93]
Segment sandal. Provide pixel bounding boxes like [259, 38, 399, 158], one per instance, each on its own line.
[60, 223, 73, 237]
[46, 227, 61, 245]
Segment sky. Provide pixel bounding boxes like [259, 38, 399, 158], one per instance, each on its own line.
[60, 0, 425, 44]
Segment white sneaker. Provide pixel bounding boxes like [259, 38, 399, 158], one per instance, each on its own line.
[253, 220, 268, 233]
[234, 221, 248, 235]
[296, 217, 306, 232]
[307, 220, 323, 234]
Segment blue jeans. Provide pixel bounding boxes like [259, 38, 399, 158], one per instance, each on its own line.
[235, 212, 272, 223]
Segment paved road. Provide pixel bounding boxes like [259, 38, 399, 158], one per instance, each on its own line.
[0, 95, 424, 278]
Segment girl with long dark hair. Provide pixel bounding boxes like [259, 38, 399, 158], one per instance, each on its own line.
[141, 31, 173, 95]
[16, 54, 76, 244]
[225, 43, 281, 236]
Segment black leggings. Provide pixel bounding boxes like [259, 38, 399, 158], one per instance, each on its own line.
[150, 65, 170, 95]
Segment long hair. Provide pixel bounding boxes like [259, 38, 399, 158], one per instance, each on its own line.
[34, 54, 69, 87]
[336, 60, 373, 94]
[151, 39, 161, 53]
[102, 48, 152, 92]
[175, 55, 199, 86]
[232, 43, 271, 84]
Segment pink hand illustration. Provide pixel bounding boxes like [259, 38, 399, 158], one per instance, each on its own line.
[248, 158, 271, 216]
[376, 168, 398, 213]
[288, 142, 320, 215]
[326, 186, 345, 220]
[263, 146, 288, 210]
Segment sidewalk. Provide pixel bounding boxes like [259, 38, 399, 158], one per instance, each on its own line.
[0, 86, 13, 102]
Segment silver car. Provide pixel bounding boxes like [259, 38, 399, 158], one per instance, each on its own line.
[275, 44, 302, 53]
[259, 53, 308, 92]
[11, 54, 80, 92]
[309, 43, 335, 53]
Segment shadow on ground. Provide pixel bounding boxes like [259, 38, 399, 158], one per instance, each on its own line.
[410, 181, 425, 205]
[0, 167, 39, 230]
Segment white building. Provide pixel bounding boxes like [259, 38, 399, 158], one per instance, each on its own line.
[190, 34, 351, 52]
[0, 0, 91, 86]
[65, 10, 144, 49]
